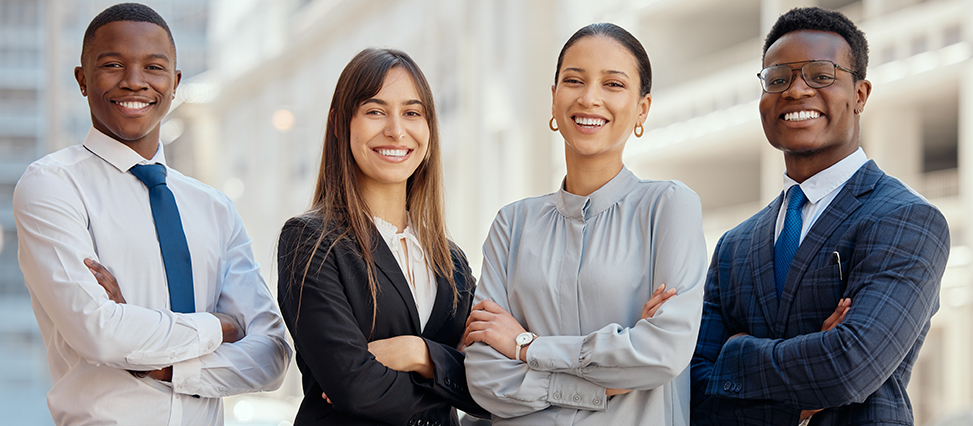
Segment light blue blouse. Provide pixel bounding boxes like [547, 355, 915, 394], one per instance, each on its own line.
[465, 167, 706, 425]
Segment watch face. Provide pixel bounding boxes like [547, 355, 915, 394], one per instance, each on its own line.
[516, 333, 533, 345]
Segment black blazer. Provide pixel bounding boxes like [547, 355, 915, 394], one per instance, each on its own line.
[277, 216, 487, 426]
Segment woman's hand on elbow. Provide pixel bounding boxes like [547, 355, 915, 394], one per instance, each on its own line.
[640, 283, 676, 320]
[463, 300, 526, 360]
[368, 335, 434, 379]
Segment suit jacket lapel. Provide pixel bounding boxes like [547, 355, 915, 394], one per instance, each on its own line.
[421, 273, 453, 339]
[773, 160, 882, 333]
[371, 232, 423, 334]
[752, 199, 782, 329]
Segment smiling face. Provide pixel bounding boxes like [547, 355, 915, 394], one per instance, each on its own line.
[75, 20, 181, 158]
[552, 35, 651, 163]
[349, 66, 430, 194]
[760, 30, 871, 181]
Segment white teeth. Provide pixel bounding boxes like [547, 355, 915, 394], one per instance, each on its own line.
[377, 148, 408, 157]
[784, 110, 821, 121]
[117, 101, 150, 109]
[574, 117, 606, 126]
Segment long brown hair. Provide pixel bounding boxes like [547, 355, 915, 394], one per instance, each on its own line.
[298, 48, 458, 334]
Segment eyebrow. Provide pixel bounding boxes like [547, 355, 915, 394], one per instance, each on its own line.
[361, 98, 424, 107]
[562, 67, 630, 78]
[95, 52, 171, 62]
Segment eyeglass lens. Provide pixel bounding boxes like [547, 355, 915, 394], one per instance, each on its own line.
[760, 61, 837, 93]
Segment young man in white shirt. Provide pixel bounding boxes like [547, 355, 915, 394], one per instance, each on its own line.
[13, 3, 290, 425]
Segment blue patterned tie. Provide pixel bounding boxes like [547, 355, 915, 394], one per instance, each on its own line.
[130, 164, 195, 313]
[774, 185, 807, 300]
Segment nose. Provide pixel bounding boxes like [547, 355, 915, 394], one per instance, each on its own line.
[577, 84, 601, 108]
[781, 68, 814, 99]
[119, 66, 149, 91]
[384, 116, 405, 140]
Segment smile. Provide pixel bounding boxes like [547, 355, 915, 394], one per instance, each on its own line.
[783, 110, 821, 121]
[376, 148, 411, 157]
[113, 101, 153, 110]
[574, 116, 606, 127]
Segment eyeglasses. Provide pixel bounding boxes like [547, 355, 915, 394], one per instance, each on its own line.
[757, 60, 856, 93]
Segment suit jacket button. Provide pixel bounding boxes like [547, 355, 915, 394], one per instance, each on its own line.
[723, 381, 732, 391]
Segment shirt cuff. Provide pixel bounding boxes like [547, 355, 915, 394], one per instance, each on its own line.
[548, 372, 607, 411]
[191, 312, 224, 355]
[524, 335, 584, 371]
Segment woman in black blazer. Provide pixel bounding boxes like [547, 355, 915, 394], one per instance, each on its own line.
[277, 48, 486, 426]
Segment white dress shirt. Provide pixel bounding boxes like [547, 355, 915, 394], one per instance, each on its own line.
[373, 216, 437, 331]
[775, 148, 869, 244]
[13, 128, 291, 426]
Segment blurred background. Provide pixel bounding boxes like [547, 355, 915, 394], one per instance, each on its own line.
[1, 0, 972, 424]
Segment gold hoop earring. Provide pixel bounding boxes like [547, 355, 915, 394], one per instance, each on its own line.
[855, 107, 863, 115]
[549, 117, 558, 132]
[634, 122, 644, 138]
[81, 88, 86, 96]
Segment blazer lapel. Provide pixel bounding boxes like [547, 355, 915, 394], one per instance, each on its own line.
[751, 198, 783, 329]
[773, 160, 882, 334]
[421, 273, 454, 339]
[371, 233, 423, 334]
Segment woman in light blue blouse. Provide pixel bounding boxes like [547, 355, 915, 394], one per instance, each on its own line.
[462, 23, 706, 425]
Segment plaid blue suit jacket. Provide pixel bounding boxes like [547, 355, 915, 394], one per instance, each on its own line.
[691, 160, 950, 425]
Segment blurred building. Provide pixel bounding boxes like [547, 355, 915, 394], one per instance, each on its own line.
[0, 1, 210, 424]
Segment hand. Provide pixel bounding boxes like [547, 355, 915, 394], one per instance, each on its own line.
[641, 283, 676, 320]
[606, 388, 633, 396]
[368, 335, 434, 379]
[85, 258, 126, 304]
[212, 312, 245, 343]
[463, 300, 527, 360]
[800, 409, 822, 420]
[821, 298, 851, 332]
[321, 392, 331, 404]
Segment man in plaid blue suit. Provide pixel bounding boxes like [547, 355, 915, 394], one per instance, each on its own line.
[690, 7, 950, 425]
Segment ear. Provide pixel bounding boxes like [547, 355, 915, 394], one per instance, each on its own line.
[173, 69, 183, 95]
[551, 84, 556, 116]
[855, 79, 871, 112]
[74, 66, 86, 96]
[637, 94, 652, 123]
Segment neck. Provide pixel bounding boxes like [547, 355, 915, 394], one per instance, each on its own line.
[360, 180, 409, 232]
[783, 144, 859, 183]
[563, 152, 623, 197]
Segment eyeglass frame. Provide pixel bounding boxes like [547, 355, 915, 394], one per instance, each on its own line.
[757, 60, 859, 93]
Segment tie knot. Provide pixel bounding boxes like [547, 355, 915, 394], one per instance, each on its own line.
[786, 185, 807, 211]
[130, 163, 168, 188]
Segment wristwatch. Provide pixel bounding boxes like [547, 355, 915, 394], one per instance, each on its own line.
[515, 332, 537, 362]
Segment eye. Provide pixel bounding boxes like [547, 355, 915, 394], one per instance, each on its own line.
[147, 64, 165, 71]
[562, 77, 582, 85]
[768, 76, 789, 86]
[605, 81, 625, 88]
[405, 110, 422, 117]
[102, 63, 122, 68]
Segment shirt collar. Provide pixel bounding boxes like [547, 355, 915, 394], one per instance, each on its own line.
[82, 127, 167, 173]
[373, 215, 425, 261]
[783, 147, 867, 205]
[556, 166, 639, 222]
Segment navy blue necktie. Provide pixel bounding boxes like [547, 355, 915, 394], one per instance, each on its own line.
[774, 185, 807, 300]
[130, 164, 195, 313]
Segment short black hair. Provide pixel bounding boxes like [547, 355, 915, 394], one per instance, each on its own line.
[555, 23, 653, 96]
[81, 3, 175, 63]
[763, 7, 868, 80]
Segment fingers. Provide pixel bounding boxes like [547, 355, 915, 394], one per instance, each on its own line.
[321, 392, 331, 404]
[85, 258, 125, 304]
[821, 298, 851, 332]
[641, 284, 676, 319]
